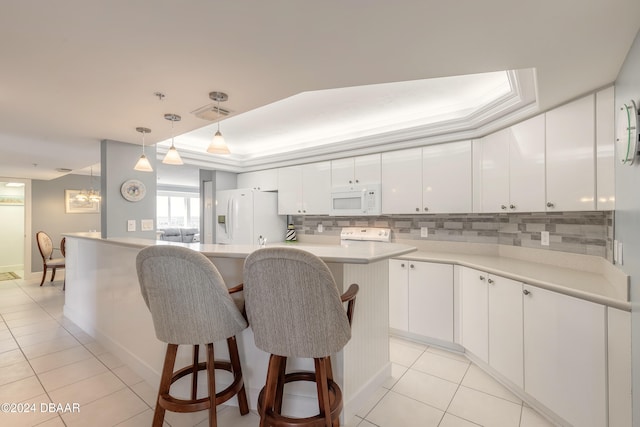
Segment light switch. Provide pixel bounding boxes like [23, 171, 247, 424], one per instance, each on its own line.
[127, 220, 136, 232]
[420, 227, 428, 238]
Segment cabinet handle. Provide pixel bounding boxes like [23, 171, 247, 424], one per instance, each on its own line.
[349, 180, 352, 184]
[479, 275, 485, 281]
[297, 210, 301, 213]
[424, 207, 429, 212]
[487, 278, 494, 284]
[415, 207, 420, 212]
[410, 264, 415, 269]
[546, 202, 555, 208]
[501, 205, 507, 210]
[523, 289, 531, 296]
[355, 179, 359, 183]
[509, 204, 516, 210]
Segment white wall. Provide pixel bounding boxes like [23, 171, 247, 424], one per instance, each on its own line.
[614, 29, 640, 427]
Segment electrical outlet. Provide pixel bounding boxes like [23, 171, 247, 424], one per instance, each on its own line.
[317, 223, 323, 233]
[541, 231, 549, 246]
[420, 227, 428, 238]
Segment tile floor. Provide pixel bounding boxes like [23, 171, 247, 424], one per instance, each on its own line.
[0, 273, 556, 427]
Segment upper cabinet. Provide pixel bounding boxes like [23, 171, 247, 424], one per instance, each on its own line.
[479, 115, 545, 212]
[596, 86, 615, 211]
[382, 142, 473, 214]
[237, 169, 278, 191]
[545, 95, 596, 211]
[277, 162, 331, 215]
[331, 154, 381, 187]
[381, 148, 423, 214]
[422, 141, 472, 213]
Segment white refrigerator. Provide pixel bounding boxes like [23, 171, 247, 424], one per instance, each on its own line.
[215, 189, 286, 245]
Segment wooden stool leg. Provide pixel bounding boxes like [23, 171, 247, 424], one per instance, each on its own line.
[154, 344, 178, 427]
[274, 356, 287, 414]
[261, 355, 283, 427]
[315, 357, 333, 427]
[226, 336, 249, 415]
[192, 344, 200, 400]
[206, 343, 217, 427]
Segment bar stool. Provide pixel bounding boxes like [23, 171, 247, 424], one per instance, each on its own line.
[243, 247, 359, 427]
[136, 246, 250, 427]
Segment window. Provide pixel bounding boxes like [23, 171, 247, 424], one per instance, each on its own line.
[157, 191, 200, 229]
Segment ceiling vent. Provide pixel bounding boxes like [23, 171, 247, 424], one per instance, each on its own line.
[191, 103, 232, 121]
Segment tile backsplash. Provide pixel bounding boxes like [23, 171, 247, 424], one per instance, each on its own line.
[292, 211, 614, 261]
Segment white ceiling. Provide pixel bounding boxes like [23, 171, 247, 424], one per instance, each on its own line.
[1, 1, 638, 181]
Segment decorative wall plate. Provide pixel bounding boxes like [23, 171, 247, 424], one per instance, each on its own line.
[616, 100, 639, 165]
[120, 179, 146, 202]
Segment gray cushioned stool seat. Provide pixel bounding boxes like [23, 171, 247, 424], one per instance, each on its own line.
[137, 245, 249, 427]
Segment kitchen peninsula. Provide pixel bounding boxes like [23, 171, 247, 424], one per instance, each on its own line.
[62, 232, 417, 421]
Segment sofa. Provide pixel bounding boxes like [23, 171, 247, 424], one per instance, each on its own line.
[158, 228, 200, 243]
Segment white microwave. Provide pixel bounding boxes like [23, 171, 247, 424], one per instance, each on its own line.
[330, 184, 381, 216]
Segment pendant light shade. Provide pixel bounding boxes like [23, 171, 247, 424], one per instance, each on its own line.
[134, 127, 153, 172]
[162, 114, 184, 165]
[206, 91, 231, 154]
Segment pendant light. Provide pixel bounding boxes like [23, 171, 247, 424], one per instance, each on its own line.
[134, 127, 153, 172]
[162, 114, 183, 165]
[207, 91, 231, 154]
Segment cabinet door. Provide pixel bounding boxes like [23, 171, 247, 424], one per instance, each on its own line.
[381, 148, 422, 214]
[508, 115, 546, 212]
[302, 161, 331, 214]
[607, 307, 632, 427]
[545, 95, 596, 211]
[353, 153, 381, 185]
[523, 285, 606, 427]
[388, 259, 409, 332]
[422, 141, 472, 213]
[460, 267, 488, 363]
[331, 158, 355, 187]
[408, 262, 454, 342]
[596, 86, 615, 211]
[488, 275, 523, 388]
[277, 166, 302, 215]
[237, 169, 278, 191]
[480, 130, 510, 213]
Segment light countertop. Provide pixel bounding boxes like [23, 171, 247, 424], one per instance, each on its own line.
[62, 232, 417, 264]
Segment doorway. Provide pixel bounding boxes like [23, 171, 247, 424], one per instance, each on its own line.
[0, 179, 29, 277]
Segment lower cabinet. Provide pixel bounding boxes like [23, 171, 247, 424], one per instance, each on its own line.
[389, 259, 453, 343]
[523, 285, 607, 427]
[459, 267, 488, 363]
[488, 275, 523, 389]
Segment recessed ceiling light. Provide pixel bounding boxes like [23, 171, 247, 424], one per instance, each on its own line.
[56, 168, 73, 173]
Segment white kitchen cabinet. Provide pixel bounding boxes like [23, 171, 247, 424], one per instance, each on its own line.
[607, 307, 632, 427]
[459, 267, 488, 363]
[277, 162, 331, 215]
[422, 141, 472, 213]
[596, 86, 615, 211]
[237, 169, 278, 191]
[479, 129, 510, 213]
[508, 115, 546, 212]
[381, 148, 422, 214]
[479, 115, 545, 212]
[487, 275, 523, 388]
[388, 259, 409, 331]
[523, 285, 606, 427]
[331, 154, 381, 187]
[545, 94, 596, 211]
[389, 260, 454, 343]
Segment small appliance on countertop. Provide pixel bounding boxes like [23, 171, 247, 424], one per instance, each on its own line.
[340, 227, 391, 243]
